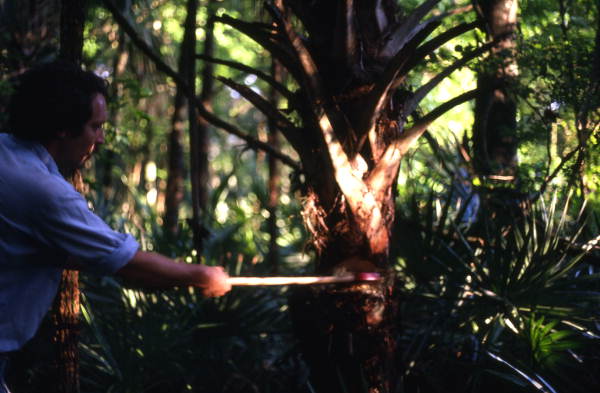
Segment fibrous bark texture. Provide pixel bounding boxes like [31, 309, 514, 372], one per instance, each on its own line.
[202, 1, 487, 391]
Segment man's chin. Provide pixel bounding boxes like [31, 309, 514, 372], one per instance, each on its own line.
[81, 153, 95, 166]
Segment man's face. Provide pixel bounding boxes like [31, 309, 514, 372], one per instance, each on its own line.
[58, 93, 107, 173]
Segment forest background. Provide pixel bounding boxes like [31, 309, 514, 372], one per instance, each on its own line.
[1, 0, 599, 392]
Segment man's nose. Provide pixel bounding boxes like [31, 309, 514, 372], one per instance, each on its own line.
[96, 129, 105, 144]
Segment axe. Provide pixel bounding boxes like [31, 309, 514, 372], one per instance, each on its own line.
[227, 272, 381, 286]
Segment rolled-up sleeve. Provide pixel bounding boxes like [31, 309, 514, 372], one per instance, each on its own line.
[30, 180, 139, 275]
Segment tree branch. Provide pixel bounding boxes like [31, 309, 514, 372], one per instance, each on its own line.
[216, 76, 304, 151]
[265, 3, 323, 104]
[101, 0, 300, 171]
[358, 19, 440, 143]
[358, 19, 481, 150]
[380, 0, 442, 58]
[367, 88, 479, 192]
[398, 20, 483, 85]
[196, 53, 295, 103]
[216, 14, 304, 84]
[403, 41, 495, 118]
[217, 77, 294, 128]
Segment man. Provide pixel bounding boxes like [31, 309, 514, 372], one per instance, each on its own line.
[0, 61, 231, 392]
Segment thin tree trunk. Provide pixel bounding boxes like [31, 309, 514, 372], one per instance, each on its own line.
[572, 2, 600, 226]
[101, 28, 129, 201]
[52, 1, 87, 392]
[49, 271, 80, 393]
[165, 90, 187, 236]
[164, 5, 193, 237]
[59, 0, 85, 65]
[266, 59, 282, 273]
[472, 0, 518, 178]
[190, 0, 215, 256]
[164, 0, 199, 238]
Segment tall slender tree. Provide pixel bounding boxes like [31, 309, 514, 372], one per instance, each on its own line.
[51, 1, 88, 392]
[190, 0, 216, 255]
[472, 0, 519, 178]
[165, 0, 198, 238]
[266, 59, 283, 273]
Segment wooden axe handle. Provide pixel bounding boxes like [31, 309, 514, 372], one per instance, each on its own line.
[227, 273, 380, 286]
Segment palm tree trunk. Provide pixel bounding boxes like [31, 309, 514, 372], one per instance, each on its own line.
[102, 1, 489, 390]
[274, 2, 483, 391]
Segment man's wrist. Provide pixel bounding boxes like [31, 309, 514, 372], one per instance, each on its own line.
[190, 264, 211, 287]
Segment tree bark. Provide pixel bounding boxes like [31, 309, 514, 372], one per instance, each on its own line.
[164, 0, 196, 237]
[189, 0, 215, 256]
[472, 0, 519, 177]
[104, 1, 487, 390]
[0, 0, 61, 73]
[52, 1, 87, 392]
[59, 0, 85, 65]
[275, 1, 466, 391]
[49, 270, 81, 393]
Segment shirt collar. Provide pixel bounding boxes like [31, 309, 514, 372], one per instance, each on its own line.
[8, 134, 62, 177]
[32, 143, 61, 177]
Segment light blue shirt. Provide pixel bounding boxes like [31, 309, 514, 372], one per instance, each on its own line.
[0, 133, 139, 352]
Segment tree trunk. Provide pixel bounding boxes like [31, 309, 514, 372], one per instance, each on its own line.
[105, 0, 487, 390]
[571, 1, 600, 229]
[164, 0, 195, 237]
[165, 90, 187, 237]
[472, 0, 518, 178]
[49, 270, 81, 393]
[189, 0, 215, 256]
[0, 0, 61, 73]
[274, 2, 467, 391]
[59, 0, 85, 65]
[52, 1, 87, 392]
[266, 59, 282, 273]
[100, 28, 129, 202]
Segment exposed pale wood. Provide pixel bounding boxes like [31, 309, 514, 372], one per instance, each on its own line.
[228, 272, 380, 286]
[228, 274, 356, 286]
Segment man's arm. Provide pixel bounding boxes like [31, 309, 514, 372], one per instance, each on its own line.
[115, 251, 231, 297]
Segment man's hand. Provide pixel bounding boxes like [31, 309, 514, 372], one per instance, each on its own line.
[117, 251, 231, 296]
[195, 265, 231, 297]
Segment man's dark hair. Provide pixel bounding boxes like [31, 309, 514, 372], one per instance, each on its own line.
[8, 60, 109, 142]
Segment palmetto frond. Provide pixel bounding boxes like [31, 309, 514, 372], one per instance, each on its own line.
[396, 191, 600, 392]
